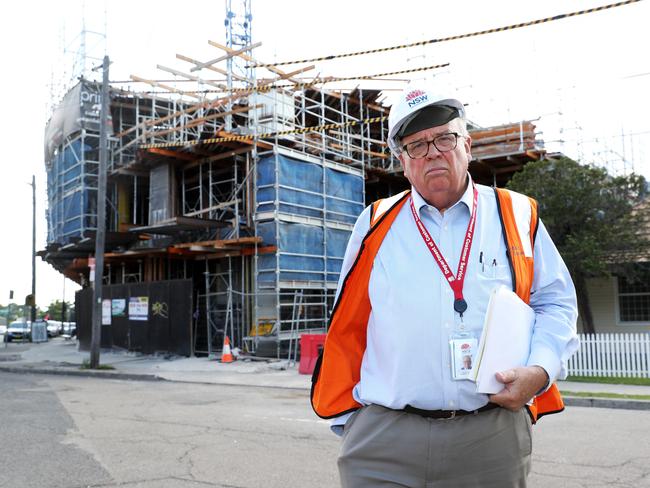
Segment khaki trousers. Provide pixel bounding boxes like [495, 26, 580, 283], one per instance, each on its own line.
[338, 404, 532, 488]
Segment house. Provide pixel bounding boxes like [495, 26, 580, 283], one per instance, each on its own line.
[585, 199, 650, 334]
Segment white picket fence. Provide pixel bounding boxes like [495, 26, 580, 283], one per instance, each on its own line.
[567, 333, 650, 378]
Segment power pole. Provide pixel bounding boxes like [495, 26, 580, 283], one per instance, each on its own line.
[30, 175, 36, 324]
[61, 275, 66, 327]
[90, 55, 109, 368]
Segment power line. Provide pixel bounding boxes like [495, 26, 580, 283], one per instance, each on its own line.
[249, 0, 643, 68]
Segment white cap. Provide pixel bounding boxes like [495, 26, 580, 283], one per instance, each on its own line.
[387, 84, 465, 157]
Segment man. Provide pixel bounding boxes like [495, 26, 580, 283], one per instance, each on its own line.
[311, 83, 579, 487]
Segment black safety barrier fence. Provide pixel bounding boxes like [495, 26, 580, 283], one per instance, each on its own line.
[76, 279, 193, 356]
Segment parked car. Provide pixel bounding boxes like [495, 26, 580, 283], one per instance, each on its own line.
[0, 323, 7, 335]
[61, 322, 76, 337]
[6, 321, 32, 342]
[45, 320, 62, 337]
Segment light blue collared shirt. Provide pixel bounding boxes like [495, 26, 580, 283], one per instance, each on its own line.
[330, 176, 578, 434]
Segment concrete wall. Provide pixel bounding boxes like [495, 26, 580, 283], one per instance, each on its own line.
[584, 276, 650, 333]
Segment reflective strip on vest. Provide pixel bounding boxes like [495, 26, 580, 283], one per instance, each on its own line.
[508, 191, 534, 257]
[371, 190, 409, 227]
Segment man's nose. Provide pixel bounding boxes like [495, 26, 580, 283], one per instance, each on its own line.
[425, 141, 442, 158]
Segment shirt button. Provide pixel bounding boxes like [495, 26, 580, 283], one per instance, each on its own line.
[444, 323, 450, 329]
[443, 225, 448, 231]
[449, 400, 455, 407]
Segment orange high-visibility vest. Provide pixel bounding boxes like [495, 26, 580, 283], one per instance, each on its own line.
[311, 187, 565, 423]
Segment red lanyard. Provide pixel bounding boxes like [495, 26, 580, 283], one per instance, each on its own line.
[409, 185, 478, 316]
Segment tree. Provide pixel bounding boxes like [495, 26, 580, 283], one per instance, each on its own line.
[44, 300, 74, 322]
[0, 303, 32, 323]
[506, 157, 648, 334]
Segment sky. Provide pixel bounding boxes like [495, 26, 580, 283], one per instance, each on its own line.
[0, 0, 648, 309]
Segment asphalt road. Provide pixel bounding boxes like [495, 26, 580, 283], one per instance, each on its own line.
[1, 372, 649, 488]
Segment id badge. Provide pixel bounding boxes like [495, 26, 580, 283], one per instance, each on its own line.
[449, 335, 478, 380]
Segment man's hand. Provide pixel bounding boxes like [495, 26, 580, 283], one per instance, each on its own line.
[488, 366, 549, 411]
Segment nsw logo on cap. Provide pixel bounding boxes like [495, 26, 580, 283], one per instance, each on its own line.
[405, 89, 428, 108]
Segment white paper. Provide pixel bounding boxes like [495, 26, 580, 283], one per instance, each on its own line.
[470, 285, 535, 394]
[129, 296, 149, 321]
[101, 299, 112, 325]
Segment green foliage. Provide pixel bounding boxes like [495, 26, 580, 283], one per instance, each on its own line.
[507, 157, 648, 279]
[0, 303, 29, 323]
[43, 300, 74, 322]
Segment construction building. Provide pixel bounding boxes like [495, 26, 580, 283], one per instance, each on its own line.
[41, 3, 548, 358]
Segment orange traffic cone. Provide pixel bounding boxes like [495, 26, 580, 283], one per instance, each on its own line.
[221, 336, 234, 363]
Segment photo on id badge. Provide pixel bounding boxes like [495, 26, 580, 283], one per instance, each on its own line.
[450, 336, 477, 380]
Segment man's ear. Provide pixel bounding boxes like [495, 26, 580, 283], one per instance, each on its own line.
[399, 153, 410, 179]
[464, 135, 472, 161]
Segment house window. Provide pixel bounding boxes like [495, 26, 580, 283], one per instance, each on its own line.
[618, 268, 650, 322]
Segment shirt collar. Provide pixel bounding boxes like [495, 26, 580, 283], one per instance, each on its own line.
[411, 173, 475, 218]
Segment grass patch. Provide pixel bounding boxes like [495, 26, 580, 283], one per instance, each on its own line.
[561, 390, 650, 401]
[565, 375, 650, 386]
[80, 359, 115, 370]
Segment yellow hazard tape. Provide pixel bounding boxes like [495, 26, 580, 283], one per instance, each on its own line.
[139, 116, 388, 150]
[249, 0, 643, 68]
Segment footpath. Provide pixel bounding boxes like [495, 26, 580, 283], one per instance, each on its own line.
[1, 336, 649, 411]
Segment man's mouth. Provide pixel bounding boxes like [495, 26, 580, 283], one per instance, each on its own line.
[425, 167, 447, 175]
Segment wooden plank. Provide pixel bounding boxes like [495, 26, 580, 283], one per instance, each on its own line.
[156, 64, 227, 90]
[174, 236, 262, 249]
[256, 64, 317, 85]
[120, 58, 313, 141]
[181, 147, 253, 171]
[208, 40, 302, 85]
[201, 245, 277, 260]
[328, 130, 387, 146]
[146, 148, 197, 161]
[115, 85, 249, 138]
[120, 56, 304, 140]
[130, 75, 201, 99]
[224, 237, 263, 246]
[144, 104, 261, 138]
[203, 146, 252, 162]
[177, 53, 250, 83]
[190, 41, 263, 72]
[182, 200, 240, 217]
[330, 143, 388, 159]
[319, 89, 387, 113]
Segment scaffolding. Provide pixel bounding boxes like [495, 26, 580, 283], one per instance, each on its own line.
[42, 3, 553, 358]
[45, 81, 102, 246]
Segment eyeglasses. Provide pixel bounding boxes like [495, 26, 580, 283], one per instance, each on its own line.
[402, 132, 462, 158]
